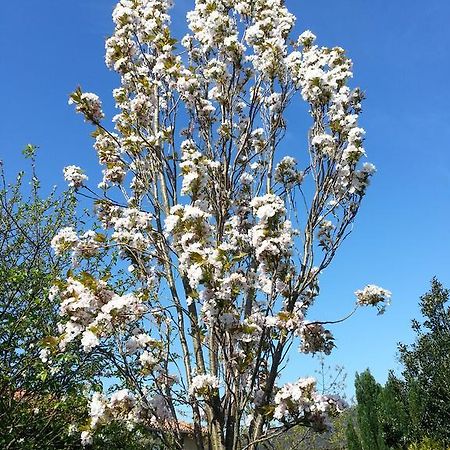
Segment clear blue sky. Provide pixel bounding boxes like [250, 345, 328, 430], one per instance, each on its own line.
[1, 0, 449, 398]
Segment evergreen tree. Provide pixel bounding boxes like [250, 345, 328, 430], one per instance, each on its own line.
[377, 373, 409, 448]
[348, 280, 450, 449]
[346, 420, 362, 450]
[398, 278, 450, 445]
[346, 370, 387, 450]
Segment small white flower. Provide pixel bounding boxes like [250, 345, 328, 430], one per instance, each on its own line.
[81, 430, 93, 446]
[39, 348, 50, 363]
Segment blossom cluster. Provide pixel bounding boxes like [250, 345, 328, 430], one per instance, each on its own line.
[285, 30, 376, 200]
[53, 276, 145, 352]
[355, 284, 392, 314]
[179, 139, 213, 199]
[164, 204, 213, 289]
[243, 0, 296, 78]
[69, 91, 104, 123]
[249, 194, 294, 295]
[189, 374, 220, 397]
[273, 377, 347, 431]
[186, 0, 241, 59]
[63, 165, 88, 189]
[275, 156, 304, 190]
[299, 322, 334, 355]
[317, 220, 335, 250]
[51, 227, 103, 261]
[110, 208, 154, 252]
[82, 388, 170, 445]
[51, 227, 79, 256]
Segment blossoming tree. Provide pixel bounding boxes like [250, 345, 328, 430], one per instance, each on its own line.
[50, 0, 391, 448]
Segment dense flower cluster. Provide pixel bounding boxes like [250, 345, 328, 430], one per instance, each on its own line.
[250, 194, 294, 295]
[299, 322, 334, 355]
[274, 377, 347, 431]
[111, 208, 154, 252]
[275, 156, 304, 189]
[355, 284, 392, 313]
[186, 0, 241, 57]
[243, 0, 296, 78]
[285, 30, 376, 203]
[53, 276, 145, 352]
[83, 388, 171, 443]
[51, 227, 102, 261]
[75, 231, 102, 258]
[69, 91, 104, 123]
[164, 204, 213, 289]
[179, 139, 215, 200]
[51, 227, 79, 255]
[63, 165, 88, 189]
[189, 374, 220, 397]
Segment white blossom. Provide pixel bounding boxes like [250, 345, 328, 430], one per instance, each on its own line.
[189, 374, 220, 396]
[355, 284, 391, 313]
[81, 329, 100, 353]
[51, 227, 79, 255]
[69, 92, 104, 123]
[80, 431, 93, 447]
[39, 348, 50, 363]
[63, 165, 88, 189]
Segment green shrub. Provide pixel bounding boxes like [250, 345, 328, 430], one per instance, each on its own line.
[408, 437, 448, 450]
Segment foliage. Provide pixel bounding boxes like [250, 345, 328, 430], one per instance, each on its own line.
[346, 418, 362, 450]
[377, 373, 409, 448]
[398, 278, 450, 445]
[0, 148, 96, 449]
[346, 370, 387, 450]
[407, 438, 449, 450]
[92, 422, 164, 450]
[345, 371, 414, 449]
[50, 1, 389, 449]
[347, 279, 450, 450]
[268, 410, 353, 450]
